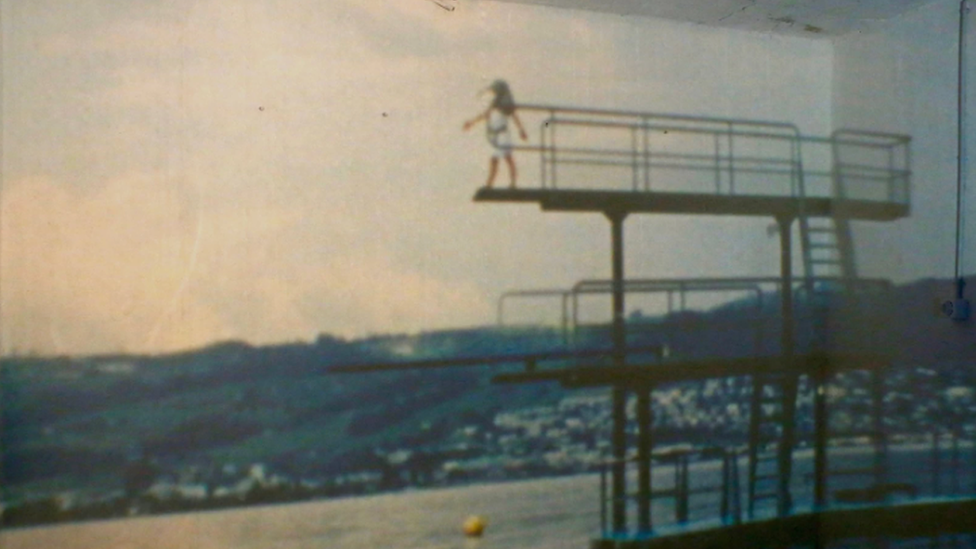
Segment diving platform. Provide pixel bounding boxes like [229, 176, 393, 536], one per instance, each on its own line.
[320, 101, 966, 547]
[474, 187, 908, 220]
[328, 106, 921, 547]
[473, 105, 910, 226]
[492, 352, 890, 388]
[467, 105, 915, 540]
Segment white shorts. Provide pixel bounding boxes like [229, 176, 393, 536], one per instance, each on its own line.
[490, 130, 512, 158]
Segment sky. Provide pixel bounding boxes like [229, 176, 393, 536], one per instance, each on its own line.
[0, 0, 894, 357]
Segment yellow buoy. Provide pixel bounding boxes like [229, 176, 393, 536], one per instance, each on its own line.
[462, 515, 487, 537]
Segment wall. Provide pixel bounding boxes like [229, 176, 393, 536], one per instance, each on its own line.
[832, 0, 974, 358]
[833, 0, 976, 284]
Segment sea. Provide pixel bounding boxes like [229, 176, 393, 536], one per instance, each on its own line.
[2, 446, 974, 549]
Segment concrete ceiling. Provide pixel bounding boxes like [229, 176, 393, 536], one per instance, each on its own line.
[484, 0, 939, 37]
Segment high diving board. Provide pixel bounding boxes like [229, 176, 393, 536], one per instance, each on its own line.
[492, 352, 891, 388]
[465, 107, 914, 536]
[474, 187, 908, 220]
[472, 106, 911, 225]
[328, 345, 665, 375]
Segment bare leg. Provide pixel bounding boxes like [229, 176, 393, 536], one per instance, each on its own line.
[505, 155, 517, 188]
[486, 157, 499, 188]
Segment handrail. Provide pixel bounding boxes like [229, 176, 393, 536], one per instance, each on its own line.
[595, 431, 973, 540]
[517, 104, 803, 134]
[491, 105, 911, 207]
[497, 276, 892, 344]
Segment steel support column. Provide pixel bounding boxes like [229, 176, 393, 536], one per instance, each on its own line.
[637, 385, 653, 535]
[813, 362, 828, 509]
[608, 210, 629, 535]
[873, 368, 888, 487]
[776, 214, 798, 517]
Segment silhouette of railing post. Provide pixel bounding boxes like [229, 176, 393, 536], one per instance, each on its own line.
[599, 462, 608, 538]
[872, 368, 888, 488]
[813, 358, 829, 509]
[933, 431, 942, 497]
[951, 430, 961, 495]
[666, 452, 691, 524]
[722, 451, 743, 524]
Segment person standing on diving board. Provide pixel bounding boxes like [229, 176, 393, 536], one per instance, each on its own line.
[463, 79, 528, 188]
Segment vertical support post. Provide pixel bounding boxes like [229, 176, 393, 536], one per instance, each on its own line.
[608, 210, 629, 535]
[747, 374, 762, 519]
[872, 367, 888, 488]
[600, 463, 608, 538]
[714, 133, 722, 193]
[776, 214, 797, 517]
[676, 454, 689, 523]
[552, 119, 559, 189]
[721, 451, 742, 524]
[887, 146, 896, 202]
[813, 361, 828, 509]
[952, 430, 961, 495]
[561, 293, 570, 346]
[540, 119, 549, 189]
[572, 290, 580, 347]
[721, 453, 730, 521]
[637, 384, 653, 536]
[642, 117, 651, 191]
[727, 123, 736, 194]
[730, 452, 742, 524]
[632, 126, 639, 191]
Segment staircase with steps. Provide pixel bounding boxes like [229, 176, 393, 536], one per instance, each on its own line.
[797, 135, 859, 283]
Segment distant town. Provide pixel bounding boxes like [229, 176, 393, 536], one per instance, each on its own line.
[3, 279, 975, 527]
[4, 363, 973, 527]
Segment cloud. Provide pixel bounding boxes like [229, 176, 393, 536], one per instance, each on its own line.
[0, 171, 493, 355]
[189, 249, 491, 343]
[3, 0, 840, 356]
[0, 174, 210, 355]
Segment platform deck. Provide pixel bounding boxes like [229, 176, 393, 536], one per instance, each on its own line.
[492, 352, 890, 387]
[474, 188, 909, 220]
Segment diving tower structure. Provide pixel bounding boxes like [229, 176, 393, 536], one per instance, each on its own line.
[332, 105, 933, 547]
[473, 105, 910, 541]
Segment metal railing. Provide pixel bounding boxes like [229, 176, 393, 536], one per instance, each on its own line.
[598, 448, 743, 538]
[497, 276, 893, 350]
[505, 105, 910, 206]
[596, 432, 976, 540]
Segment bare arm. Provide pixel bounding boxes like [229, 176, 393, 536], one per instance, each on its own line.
[463, 109, 489, 131]
[511, 111, 528, 140]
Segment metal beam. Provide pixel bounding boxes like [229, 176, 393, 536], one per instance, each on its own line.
[329, 345, 663, 374]
[637, 385, 654, 535]
[491, 353, 891, 386]
[776, 214, 797, 517]
[474, 188, 908, 221]
[608, 209, 629, 535]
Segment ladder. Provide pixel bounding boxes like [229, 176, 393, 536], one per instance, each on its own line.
[745, 136, 828, 519]
[746, 372, 799, 517]
[826, 368, 889, 502]
[797, 134, 859, 283]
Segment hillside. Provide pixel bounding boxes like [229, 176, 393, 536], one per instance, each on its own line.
[1, 277, 974, 525]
